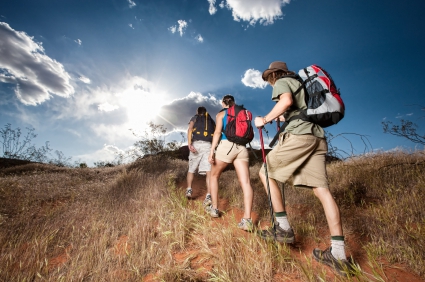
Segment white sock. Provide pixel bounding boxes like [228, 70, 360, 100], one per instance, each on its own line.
[186, 187, 192, 190]
[276, 216, 291, 231]
[331, 239, 347, 260]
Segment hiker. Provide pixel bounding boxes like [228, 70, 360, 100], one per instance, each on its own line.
[207, 95, 254, 231]
[186, 106, 215, 207]
[254, 61, 354, 276]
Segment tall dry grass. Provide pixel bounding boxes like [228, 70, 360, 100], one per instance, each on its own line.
[0, 151, 424, 281]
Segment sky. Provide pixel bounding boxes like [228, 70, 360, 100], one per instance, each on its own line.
[1, 0, 424, 166]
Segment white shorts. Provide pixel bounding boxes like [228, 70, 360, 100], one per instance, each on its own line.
[188, 140, 212, 174]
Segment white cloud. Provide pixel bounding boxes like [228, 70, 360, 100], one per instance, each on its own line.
[169, 20, 188, 36]
[168, 25, 177, 34]
[128, 0, 136, 8]
[78, 75, 91, 84]
[0, 22, 74, 105]
[74, 39, 82, 45]
[75, 144, 124, 166]
[98, 102, 119, 112]
[208, 0, 217, 15]
[241, 68, 268, 89]
[195, 34, 204, 43]
[209, 0, 290, 26]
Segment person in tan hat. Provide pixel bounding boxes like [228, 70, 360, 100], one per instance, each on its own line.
[254, 61, 355, 277]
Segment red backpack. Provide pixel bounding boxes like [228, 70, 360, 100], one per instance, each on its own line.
[223, 104, 254, 145]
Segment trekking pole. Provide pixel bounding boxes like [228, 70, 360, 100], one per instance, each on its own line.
[258, 127, 276, 240]
[275, 120, 286, 211]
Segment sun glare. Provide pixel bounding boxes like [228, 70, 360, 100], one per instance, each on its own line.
[118, 81, 166, 130]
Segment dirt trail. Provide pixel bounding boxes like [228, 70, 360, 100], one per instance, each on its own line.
[142, 173, 425, 281]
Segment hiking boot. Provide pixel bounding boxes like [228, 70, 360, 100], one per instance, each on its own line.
[209, 207, 219, 218]
[238, 218, 254, 232]
[185, 188, 192, 199]
[313, 247, 356, 277]
[259, 224, 295, 244]
[203, 194, 212, 207]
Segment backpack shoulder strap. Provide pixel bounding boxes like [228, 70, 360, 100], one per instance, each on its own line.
[269, 121, 288, 147]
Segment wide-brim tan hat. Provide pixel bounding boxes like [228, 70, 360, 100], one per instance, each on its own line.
[261, 61, 289, 81]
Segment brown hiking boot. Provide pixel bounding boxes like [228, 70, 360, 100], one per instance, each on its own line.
[258, 225, 295, 243]
[313, 247, 356, 277]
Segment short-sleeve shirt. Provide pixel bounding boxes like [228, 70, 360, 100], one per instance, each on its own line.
[189, 115, 197, 124]
[272, 77, 325, 138]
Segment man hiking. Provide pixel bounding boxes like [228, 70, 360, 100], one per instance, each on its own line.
[186, 106, 215, 207]
[254, 61, 355, 277]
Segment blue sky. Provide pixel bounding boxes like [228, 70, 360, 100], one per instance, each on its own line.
[1, 0, 424, 165]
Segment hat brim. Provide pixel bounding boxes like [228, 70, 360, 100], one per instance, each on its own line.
[262, 68, 279, 81]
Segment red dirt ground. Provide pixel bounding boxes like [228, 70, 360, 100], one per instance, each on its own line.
[43, 172, 423, 281]
[141, 174, 425, 281]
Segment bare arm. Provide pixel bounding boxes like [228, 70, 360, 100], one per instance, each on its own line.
[209, 111, 224, 163]
[187, 120, 196, 152]
[254, 92, 293, 128]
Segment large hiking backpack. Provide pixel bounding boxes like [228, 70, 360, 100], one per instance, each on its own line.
[223, 104, 254, 145]
[192, 112, 216, 142]
[295, 65, 345, 127]
[269, 65, 345, 147]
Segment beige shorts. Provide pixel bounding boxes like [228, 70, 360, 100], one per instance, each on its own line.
[215, 139, 249, 163]
[260, 133, 329, 189]
[188, 140, 212, 174]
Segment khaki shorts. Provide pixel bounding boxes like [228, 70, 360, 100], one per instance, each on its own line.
[215, 139, 249, 163]
[260, 133, 329, 189]
[189, 141, 212, 174]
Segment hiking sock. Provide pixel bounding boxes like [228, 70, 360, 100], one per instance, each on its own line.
[331, 236, 347, 260]
[275, 211, 291, 231]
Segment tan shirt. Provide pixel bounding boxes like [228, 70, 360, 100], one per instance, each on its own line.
[272, 77, 325, 138]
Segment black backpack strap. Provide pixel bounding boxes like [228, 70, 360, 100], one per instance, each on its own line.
[269, 121, 288, 147]
[248, 143, 259, 161]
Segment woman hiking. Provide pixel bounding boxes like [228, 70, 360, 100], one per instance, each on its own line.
[207, 95, 254, 231]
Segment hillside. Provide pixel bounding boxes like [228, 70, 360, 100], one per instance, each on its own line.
[0, 151, 424, 281]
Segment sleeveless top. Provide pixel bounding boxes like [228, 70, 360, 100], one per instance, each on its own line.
[221, 109, 228, 140]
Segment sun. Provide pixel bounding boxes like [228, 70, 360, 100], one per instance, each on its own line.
[118, 78, 166, 131]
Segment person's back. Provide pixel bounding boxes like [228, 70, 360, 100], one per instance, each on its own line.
[185, 107, 215, 206]
[207, 95, 254, 231]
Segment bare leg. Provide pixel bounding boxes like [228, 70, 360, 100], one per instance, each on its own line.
[205, 171, 211, 195]
[210, 159, 228, 209]
[313, 187, 343, 236]
[234, 159, 253, 219]
[186, 172, 195, 190]
[259, 170, 285, 212]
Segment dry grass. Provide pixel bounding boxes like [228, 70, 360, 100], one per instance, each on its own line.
[0, 151, 424, 281]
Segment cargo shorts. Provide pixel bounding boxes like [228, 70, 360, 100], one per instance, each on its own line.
[188, 140, 212, 174]
[260, 133, 329, 189]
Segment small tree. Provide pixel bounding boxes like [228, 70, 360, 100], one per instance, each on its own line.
[382, 119, 425, 146]
[325, 131, 373, 160]
[0, 123, 73, 166]
[0, 123, 52, 162]
[117, 122, 184, 162]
